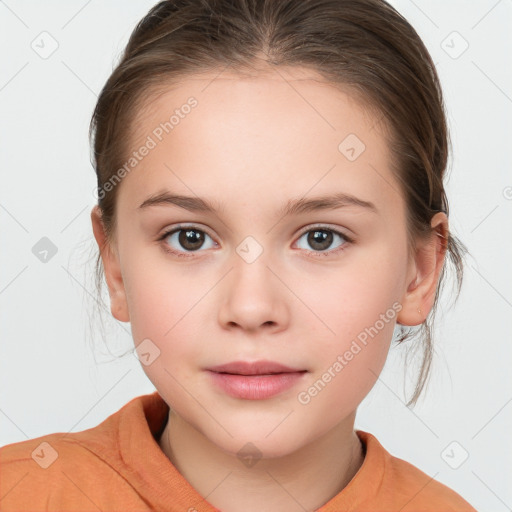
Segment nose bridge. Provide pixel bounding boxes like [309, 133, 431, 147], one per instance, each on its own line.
[235, 234, 266, 267]
[230, 234, 275, 300]
[217, 234, 289, 331]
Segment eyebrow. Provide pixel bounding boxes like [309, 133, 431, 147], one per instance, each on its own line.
[137, 190, 378, 216]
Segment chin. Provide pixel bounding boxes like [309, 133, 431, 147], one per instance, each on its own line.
[202, 421, 308, 462]
[224, 436, 301, 462]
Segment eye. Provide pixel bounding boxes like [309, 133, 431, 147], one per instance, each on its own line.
[157, 224, 353, 259]
[294, 226, 352, 256]
[158, 225, 216, 257]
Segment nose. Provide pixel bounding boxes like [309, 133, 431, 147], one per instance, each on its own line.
[217, 249, 290, 334]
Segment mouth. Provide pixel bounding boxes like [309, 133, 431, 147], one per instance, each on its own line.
[205, 360, 308, 400]
[206, 360, 307, 376]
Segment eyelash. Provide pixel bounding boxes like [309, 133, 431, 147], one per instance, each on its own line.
[157, 224, 354, 259]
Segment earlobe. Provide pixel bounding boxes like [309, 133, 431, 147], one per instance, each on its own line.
[396, 212, 449, 327]
[90, 206, 130, 323]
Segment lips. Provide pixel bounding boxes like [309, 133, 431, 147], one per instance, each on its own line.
[206, 360, 308, 400]
[206, 360, 306, 376]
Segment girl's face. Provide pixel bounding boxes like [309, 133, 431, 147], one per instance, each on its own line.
[94, 67, 434, 458]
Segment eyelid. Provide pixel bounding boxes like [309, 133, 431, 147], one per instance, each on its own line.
[158, 223, 217, 242]
[296, 223, 353, 238]
[157, 224, 218, 259]
[157, 222, 355, 257]
[158, 223, 353, 241]
[291, 225, 354, 260]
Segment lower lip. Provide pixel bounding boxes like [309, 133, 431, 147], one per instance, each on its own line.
[207, 371, 307, 400]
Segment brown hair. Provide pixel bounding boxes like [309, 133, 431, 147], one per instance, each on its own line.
[89, 0, 468, 406]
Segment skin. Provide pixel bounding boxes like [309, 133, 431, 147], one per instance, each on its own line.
[91, 64, 448, 512]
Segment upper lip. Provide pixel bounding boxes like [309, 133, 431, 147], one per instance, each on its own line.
[206, 360, 306, 376]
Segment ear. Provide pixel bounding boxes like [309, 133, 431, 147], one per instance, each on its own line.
[396, 212, 449, 326]
[90, 205, 130, 322]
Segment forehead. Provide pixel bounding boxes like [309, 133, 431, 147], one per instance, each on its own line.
[133, 66, 383, 143]
[118, 67, 401, 218]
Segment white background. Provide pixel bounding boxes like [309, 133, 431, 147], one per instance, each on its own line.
[1, 1, 511, 511]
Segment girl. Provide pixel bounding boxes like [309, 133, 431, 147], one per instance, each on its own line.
[1, 0, 478, 510]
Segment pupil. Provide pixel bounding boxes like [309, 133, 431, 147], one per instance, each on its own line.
[179, 229, 204, 250]
[309, 230, 332, 251]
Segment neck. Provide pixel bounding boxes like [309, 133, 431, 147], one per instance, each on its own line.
[158, 410, 365, 512]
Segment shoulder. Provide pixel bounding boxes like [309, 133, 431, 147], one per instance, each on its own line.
[384, 452, 476, 511]
[0, 427, 106, 470]
[0, 432, 96, 510]
[0, 426, 127, 510]
[0, 392, 160, 511]
[356, 431, 477, 512]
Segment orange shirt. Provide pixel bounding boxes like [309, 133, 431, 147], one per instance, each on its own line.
[0, 391, 477, 511]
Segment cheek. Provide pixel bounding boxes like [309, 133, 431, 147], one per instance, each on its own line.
[299, 248, 404, 341]
[294, 251, 403, 406]
[121, 253, 208, 372]
[295, 296, 396, 420]
[125, 268, 208, 407]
